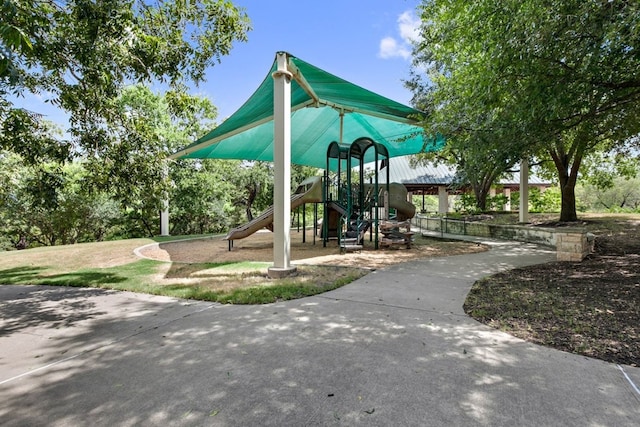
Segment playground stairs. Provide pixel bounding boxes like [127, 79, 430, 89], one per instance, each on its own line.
[340, 238, 363, 252]
[340, 218, 370, 252]
[327, 201, 348, 217]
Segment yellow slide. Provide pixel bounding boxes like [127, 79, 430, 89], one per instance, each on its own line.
[225, 176, 323, 241]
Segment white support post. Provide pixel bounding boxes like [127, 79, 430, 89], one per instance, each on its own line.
[519, 158, 530, 223]
[438, 186, 449, 214]
[160, 162, 170, 236]
[268, 52, 296, 278]
[504, 188, 511, 212]
[160, 200, 169, 236]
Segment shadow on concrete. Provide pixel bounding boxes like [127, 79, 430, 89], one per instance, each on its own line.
[0, 242, 637, 426]
[0, 285, 110, 337]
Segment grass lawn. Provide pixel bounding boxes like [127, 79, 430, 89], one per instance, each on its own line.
[0, 235, 369, 304]
[1, 232, 480, 304]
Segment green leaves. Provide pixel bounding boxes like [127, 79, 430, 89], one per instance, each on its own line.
[411, 0, 640, 219]
[1, 0, 250, 160]
[0, 110, 71, 163]
[0, 0, 32, 83]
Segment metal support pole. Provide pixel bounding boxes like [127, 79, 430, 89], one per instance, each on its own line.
[313, 202, 317, 245]
[268, 52, 296, 278]
[323, 171, 328, 247]
[160, 162, 170, 236]
[302, 203, 306, 243]
[519, 158, 530, 223]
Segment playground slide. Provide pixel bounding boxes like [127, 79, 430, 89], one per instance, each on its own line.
[386, 182, 416, 220]
[225, 176, 323, 241]
[362, 182, 416, 221]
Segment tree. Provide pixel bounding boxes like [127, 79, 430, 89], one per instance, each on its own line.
[169, 161, 320, 234]
[224, 161, 274, 223]
[406, 70, 528, 212]
[577, 146, 640, 211]
[0, 151, 120, 248]
[581, 142, 640, 190]
[229, 163, 320, 224]
[1, 84, 225, 245]
[409, 133, 521, 212]
[1, 1, 249, 237]
[100, 85, 220, 237]
[0, 150, 30, 249]
[412, 0, 640, 221]
[1, 0, 250, 165]
[584, 177, 640, 211]
[169, 159, 236, 235]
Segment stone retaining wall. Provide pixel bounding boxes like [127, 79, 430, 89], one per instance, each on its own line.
[413, 215, 593, 262]
[555, 231, 594, 262]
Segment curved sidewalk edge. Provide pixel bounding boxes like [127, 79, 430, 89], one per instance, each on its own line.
[1, 239, 638, 426]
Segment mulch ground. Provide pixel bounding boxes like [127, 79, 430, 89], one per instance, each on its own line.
[465, 219, 640, 366]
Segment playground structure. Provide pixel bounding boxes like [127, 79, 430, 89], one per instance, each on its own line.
[225, 137, 417, 251]
[323, 137, 416, 250]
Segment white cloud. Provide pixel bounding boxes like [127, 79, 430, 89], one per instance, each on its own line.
[398, 11, 421, 44]
[378, 10, 421, 61]
[379, 37, 411, 60]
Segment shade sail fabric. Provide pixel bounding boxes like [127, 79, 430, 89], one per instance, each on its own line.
[170, 52, 443, 168]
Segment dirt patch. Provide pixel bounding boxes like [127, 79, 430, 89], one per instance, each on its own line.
[134, 228, 486, 303]
[138, 228, 486, 269]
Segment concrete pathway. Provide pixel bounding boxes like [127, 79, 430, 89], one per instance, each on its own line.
[1, 240, 638, 426]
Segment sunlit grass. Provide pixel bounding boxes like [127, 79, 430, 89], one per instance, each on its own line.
[0, 238, 368, 304]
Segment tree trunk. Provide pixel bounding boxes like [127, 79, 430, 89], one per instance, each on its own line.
[549, 143, 583, 222]
[559, 180, 578, 221]
[140, 214, 155, 237]
[472, 173, 497, 212]
[245, 184, 258, 222]
[474, 186, 488, 211]
[15, 235, 27, 250]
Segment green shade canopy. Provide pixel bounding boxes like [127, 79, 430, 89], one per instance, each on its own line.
[170, 52, 443, 168]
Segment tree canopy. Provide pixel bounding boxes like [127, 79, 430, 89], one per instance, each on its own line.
[411, 0, 640, 220]
[1, 0, 250, 163]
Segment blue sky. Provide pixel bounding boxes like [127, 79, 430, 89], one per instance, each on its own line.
[204, 0, 422, 120]
[14, 0, 422, 129]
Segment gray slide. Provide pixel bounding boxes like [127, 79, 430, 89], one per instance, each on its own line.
[363, 182, 416, 220]
[225, 176, 323, 241]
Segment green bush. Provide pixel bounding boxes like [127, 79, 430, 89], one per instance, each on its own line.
[529, 187, 561, 213]
[454, 194, 481, 214]
[488, 194, 509, 211]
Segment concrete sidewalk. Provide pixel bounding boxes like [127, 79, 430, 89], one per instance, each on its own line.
[1, 240, 638, 426]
